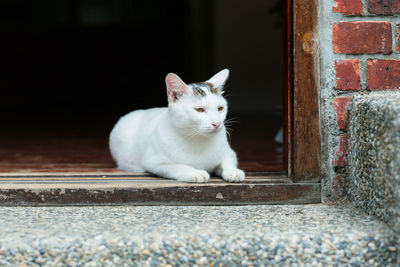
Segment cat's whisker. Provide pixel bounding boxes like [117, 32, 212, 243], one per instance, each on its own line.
[225, 118, 239, 123]
[224, 118, 239, 126]
[225, 127, 234, 135]
[224, 123, 237, 129]
[226, 129, 232, 144]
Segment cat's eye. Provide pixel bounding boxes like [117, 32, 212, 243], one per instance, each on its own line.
[195, 107, 205, 112]
[218, 106, 224, 111]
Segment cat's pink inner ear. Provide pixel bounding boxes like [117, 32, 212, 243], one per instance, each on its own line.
[165, 73, 188, 103]
[207, 69, 229, 89]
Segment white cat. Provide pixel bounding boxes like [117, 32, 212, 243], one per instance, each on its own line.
[109, 69, 245, 183]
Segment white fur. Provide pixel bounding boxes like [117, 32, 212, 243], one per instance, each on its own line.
[109, 69, 245, 183]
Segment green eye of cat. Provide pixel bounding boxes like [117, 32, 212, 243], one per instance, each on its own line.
[195, 107, 205, 112]
[218, 106, 224, 111]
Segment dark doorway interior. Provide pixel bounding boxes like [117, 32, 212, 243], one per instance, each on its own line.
[0, 0, 283, 173]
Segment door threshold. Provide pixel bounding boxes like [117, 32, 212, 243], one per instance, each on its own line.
[0, 172, 320, 206]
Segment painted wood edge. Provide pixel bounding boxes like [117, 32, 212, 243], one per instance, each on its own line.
[0, 183, 321, 206]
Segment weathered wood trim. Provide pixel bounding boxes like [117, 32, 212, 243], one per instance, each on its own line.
[0, 173, 290, 184]
[0, 180, 321, 206]
[0, 172, 321, 205]
[283, 0, 293, 177]
[292, 0, 321, 182]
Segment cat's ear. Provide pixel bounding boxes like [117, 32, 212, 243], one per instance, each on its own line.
[165, 73, 188, 103]
[207, 69, 229, 92]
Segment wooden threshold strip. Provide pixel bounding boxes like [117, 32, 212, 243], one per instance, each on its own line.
[0, 173, 320, 206]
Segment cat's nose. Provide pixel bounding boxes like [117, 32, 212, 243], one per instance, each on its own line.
[211, 122, 221, 129]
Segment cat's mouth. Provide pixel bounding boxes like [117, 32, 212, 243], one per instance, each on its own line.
[206, 127, 222, 134]
[187, 125, 222, 136]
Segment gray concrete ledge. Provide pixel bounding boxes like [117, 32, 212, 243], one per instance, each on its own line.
[0, 204, 397, 266]
[347, 92, 400, 234]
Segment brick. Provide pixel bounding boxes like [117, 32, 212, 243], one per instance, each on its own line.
[333, 134, 347, 168]
[332, 176, 346, 198]
[368, 0, 400, 15]
[332, 22, 392, 54]
[335, 59, 361, 90]
[333, 96, 354, 130]
[368, 60, 400, 90]
[333, 0, 363, 15]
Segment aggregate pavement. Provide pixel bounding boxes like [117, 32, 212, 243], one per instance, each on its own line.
[0, 203, 397, 266]
[348, 93, 400, 234]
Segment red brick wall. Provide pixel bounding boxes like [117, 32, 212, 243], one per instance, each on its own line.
[330, 0, 400, 198]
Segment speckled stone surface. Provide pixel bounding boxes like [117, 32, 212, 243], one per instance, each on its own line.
[0, 204, 397, 266]
[347, 93, 400, 234]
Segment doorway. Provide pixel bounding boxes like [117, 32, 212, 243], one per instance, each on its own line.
[0, 0, 284, 174]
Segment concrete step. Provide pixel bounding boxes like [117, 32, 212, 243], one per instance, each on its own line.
[347, 93, 400, 235]
[0, 204, 397, 266]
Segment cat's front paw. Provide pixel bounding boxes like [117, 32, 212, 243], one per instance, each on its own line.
[222, 169, 245, 183]
[180, 170, 210, 183]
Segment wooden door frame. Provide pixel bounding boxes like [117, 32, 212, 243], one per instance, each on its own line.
[285, 0, 320, 182]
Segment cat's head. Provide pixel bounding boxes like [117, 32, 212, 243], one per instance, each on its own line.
[165, 69, 229, 137]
